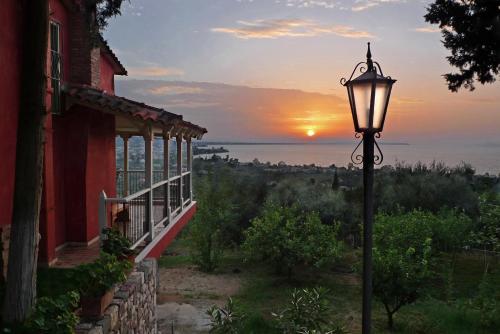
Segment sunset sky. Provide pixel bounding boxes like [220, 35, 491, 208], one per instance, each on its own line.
[105, 0, 500, 143]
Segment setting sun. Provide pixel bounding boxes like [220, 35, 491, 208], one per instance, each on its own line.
[307, 129, 315, 137]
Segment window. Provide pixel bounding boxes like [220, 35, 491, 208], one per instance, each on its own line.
[50, 22, 62, 114]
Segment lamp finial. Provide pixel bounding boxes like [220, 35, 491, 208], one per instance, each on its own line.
[366, 42, 374, 71]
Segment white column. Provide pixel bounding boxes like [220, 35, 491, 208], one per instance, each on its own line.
[98, 190, 108, 242]
[163, 134, 171, 224]
[177, 135, 183, 209]
[144, 128, 154, 241]
[122, 135, 129, 196]
[186, 138, 192, 201]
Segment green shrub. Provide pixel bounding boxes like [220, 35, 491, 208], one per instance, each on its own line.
[374, 161, 479, 216]
[207, 298, 244, 334]
[431, 209, 472, 254]
[266, 178, 348, 228]
[74, 253, 131, 298]
[243, 204, 343, 278]
[101, 227, 134, 259]
[29, 291, 80, 334]
[189, 168, 234, 272]
[373, 212, 435, 329]
[469, 195, 500, 271]
[189, 218, 224, 272]
[474, 272, 499, 328]
[272, 287, 344, 334]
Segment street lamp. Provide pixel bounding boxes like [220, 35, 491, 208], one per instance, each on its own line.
[340, 43, 396, 334]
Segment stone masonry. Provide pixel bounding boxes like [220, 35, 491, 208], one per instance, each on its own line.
[75, 259, 158, 334]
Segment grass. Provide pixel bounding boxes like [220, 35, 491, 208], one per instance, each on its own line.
[160, 237, 500, 334]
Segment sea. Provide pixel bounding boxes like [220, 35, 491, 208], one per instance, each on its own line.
[198, 142, 500, 175]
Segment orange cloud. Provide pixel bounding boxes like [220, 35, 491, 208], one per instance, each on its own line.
[149, 85, 204, 95]
[212, 19, 374, 39]
[128, 66, 185, 77]
[414, 27, 441, 33]
[352, 0, 404, 12]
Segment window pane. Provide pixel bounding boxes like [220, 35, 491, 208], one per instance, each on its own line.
[352, 82, 372, 130]
[50, 23, 60, 52]
[373, 83, 391, 130]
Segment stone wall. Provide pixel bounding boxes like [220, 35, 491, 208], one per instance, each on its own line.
[75, 259, 158, 334]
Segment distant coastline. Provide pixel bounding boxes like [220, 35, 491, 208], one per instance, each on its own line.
[199, 141, 410, 146]
[193, 146, 229, 156]
[192, 142, 500, 175]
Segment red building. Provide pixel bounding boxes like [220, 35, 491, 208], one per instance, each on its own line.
[0, 0, 206, 269]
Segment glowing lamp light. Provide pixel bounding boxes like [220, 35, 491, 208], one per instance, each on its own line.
[342, 43, 396, 133]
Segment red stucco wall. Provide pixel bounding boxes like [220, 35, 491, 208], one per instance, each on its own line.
[85, 110, 116, 241]
[52, 115, 69, 247]
[0, 0, 22, 227]
[100, 54, 115, 93]
[2, 0, 121, 264]
[39, 0, 73, 263]
[61, 106, 90, 243]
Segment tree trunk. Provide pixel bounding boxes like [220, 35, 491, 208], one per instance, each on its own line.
[383, 303, 395, 330]
[387, 311, 394, 330]
[2, 0, 49, 323]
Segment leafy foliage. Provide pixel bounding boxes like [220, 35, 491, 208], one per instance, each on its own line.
[189, 166, 235, 272]
[86, 0, 126, 31]
[243, 204, 344, 278]
[101, 227, 134, 259]
[469, 195, 500, 253]
[207, 298, 245, 334]
[372, 212, 434, 329]
[74, 253, 131, 298]
[267, 178, 349, 226]
[473, 272, 500, 327]
[29, 291, 80, 334]
[424, 0, 500, 91]
[406, 209, 473, 254]
[375, 162, 478, 217]
[272, 287, 345, 334]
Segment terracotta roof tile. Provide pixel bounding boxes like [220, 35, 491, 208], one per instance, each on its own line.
[63, 84, 207, 137]
[99, 36, 127, 75]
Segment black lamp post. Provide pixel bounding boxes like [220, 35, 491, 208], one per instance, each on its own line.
[340, 43, 396, 334]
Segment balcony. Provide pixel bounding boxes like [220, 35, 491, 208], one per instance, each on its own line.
[99, 135, 196, 262]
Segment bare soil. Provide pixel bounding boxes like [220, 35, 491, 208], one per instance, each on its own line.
[157, 266, 242, 334]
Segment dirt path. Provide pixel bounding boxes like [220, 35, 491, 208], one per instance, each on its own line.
[157, 266, 242, 334]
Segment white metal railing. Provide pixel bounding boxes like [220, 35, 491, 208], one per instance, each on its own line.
[116, 170, 165, 198]
[99, 171, 192, 249]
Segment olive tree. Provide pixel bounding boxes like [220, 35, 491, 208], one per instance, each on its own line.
[243, 204, 343, 279]
[188, 167, 234, 272]
[469, 195, 500, 272]
[372, 212, 434, 329]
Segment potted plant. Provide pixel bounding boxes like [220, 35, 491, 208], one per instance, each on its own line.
[74, 253, 132, 317]
[102, 227, 136, 262]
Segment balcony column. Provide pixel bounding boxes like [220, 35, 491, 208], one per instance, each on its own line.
[121, 134, 130, 196]
[177, 135, 183, 209]
[163, 133, 171, 225]
[144, 127, 154, 241]
[186, 137, 192, 201]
